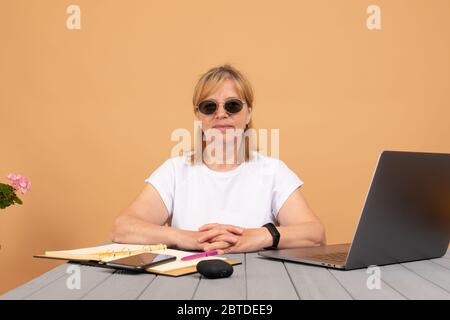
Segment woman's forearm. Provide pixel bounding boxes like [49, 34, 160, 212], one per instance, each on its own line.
[277, 221, 326, 248]
[112, 214, 326, 251]
[111, 214, 178, 247]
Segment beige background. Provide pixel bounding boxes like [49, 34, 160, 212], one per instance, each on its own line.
[1, 0, 449, 294]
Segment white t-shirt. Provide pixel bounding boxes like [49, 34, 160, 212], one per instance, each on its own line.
[144, 152, 303, 231]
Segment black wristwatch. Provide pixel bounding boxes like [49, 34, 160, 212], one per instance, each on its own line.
[262, 223, 280, 250]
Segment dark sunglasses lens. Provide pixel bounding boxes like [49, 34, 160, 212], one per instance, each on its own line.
[224, 100, 244, 113]
[198, 101, 217, 115]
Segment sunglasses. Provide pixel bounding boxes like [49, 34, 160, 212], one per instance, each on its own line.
[196, 98, 246, 115]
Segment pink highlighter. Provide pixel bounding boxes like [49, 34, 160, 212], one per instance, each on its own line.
[181, 250, 219, 261]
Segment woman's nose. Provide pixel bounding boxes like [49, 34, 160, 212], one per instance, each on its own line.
[214, 104, 229, 118]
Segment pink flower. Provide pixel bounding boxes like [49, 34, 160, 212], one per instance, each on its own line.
[6, 173, 32, 195]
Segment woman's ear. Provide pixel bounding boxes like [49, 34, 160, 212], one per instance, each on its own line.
[246, 107, 252, 125]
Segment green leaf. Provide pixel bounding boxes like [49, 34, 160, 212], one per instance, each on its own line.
[0, 183, 23, 209]
[13, 196, 23, 205]
[0, 183, 14, 193]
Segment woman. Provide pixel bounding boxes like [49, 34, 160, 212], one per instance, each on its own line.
[112, 64, 326, 253]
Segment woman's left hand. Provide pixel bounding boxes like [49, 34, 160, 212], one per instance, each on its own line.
[220, 228, 272, 253]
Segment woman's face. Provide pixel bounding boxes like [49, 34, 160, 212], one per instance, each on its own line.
[195, 79, 252, 138]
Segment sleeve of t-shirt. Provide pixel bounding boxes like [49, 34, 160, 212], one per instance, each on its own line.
[271, 160, 304, 220]
[144, 159, 175, 217]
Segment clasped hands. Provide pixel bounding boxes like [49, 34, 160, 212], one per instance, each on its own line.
[181, 223, 272, 254]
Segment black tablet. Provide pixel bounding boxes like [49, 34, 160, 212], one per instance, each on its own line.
[106, 252, 176, 271]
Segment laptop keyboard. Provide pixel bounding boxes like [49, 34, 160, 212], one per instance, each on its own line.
[310, 252, 348, 263]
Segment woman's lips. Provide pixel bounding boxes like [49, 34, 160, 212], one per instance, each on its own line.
[212, 125, 235, 131]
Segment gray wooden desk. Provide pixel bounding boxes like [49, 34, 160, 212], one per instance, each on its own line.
[2, 250, 449, 300]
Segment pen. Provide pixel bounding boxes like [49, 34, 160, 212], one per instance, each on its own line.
[181, 250, 219, 261]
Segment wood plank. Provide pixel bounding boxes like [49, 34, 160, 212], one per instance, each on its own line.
[431, 257, 450, 270]
[284, 261, 353, 300]
[401, 260, 450, 292]
[0, 264, 68, 300]
[82, 270, 156, 300]
[330, 268, 406, 300]
[25, 264, 115, 299]
[246, 253, 298, 300]
[138, 274, 200, 300]
[193, 254, 246, 300]
[378, 264, 450, 300]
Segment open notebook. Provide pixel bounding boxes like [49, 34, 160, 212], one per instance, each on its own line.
[34, 243, 241, 276]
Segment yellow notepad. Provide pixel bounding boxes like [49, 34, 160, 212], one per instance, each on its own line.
[41, 243, 168, 262]
[34, 243, 241, 277]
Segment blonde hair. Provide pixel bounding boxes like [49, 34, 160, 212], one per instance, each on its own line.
[190, 64, 256, 164]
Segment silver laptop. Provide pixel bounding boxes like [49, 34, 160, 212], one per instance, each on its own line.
[259, 151, 450, 270]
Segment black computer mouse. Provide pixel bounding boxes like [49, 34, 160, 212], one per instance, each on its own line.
[196, 259, 234, 279]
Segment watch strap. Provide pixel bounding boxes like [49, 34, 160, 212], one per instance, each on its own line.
[262, 223, 280, 250]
